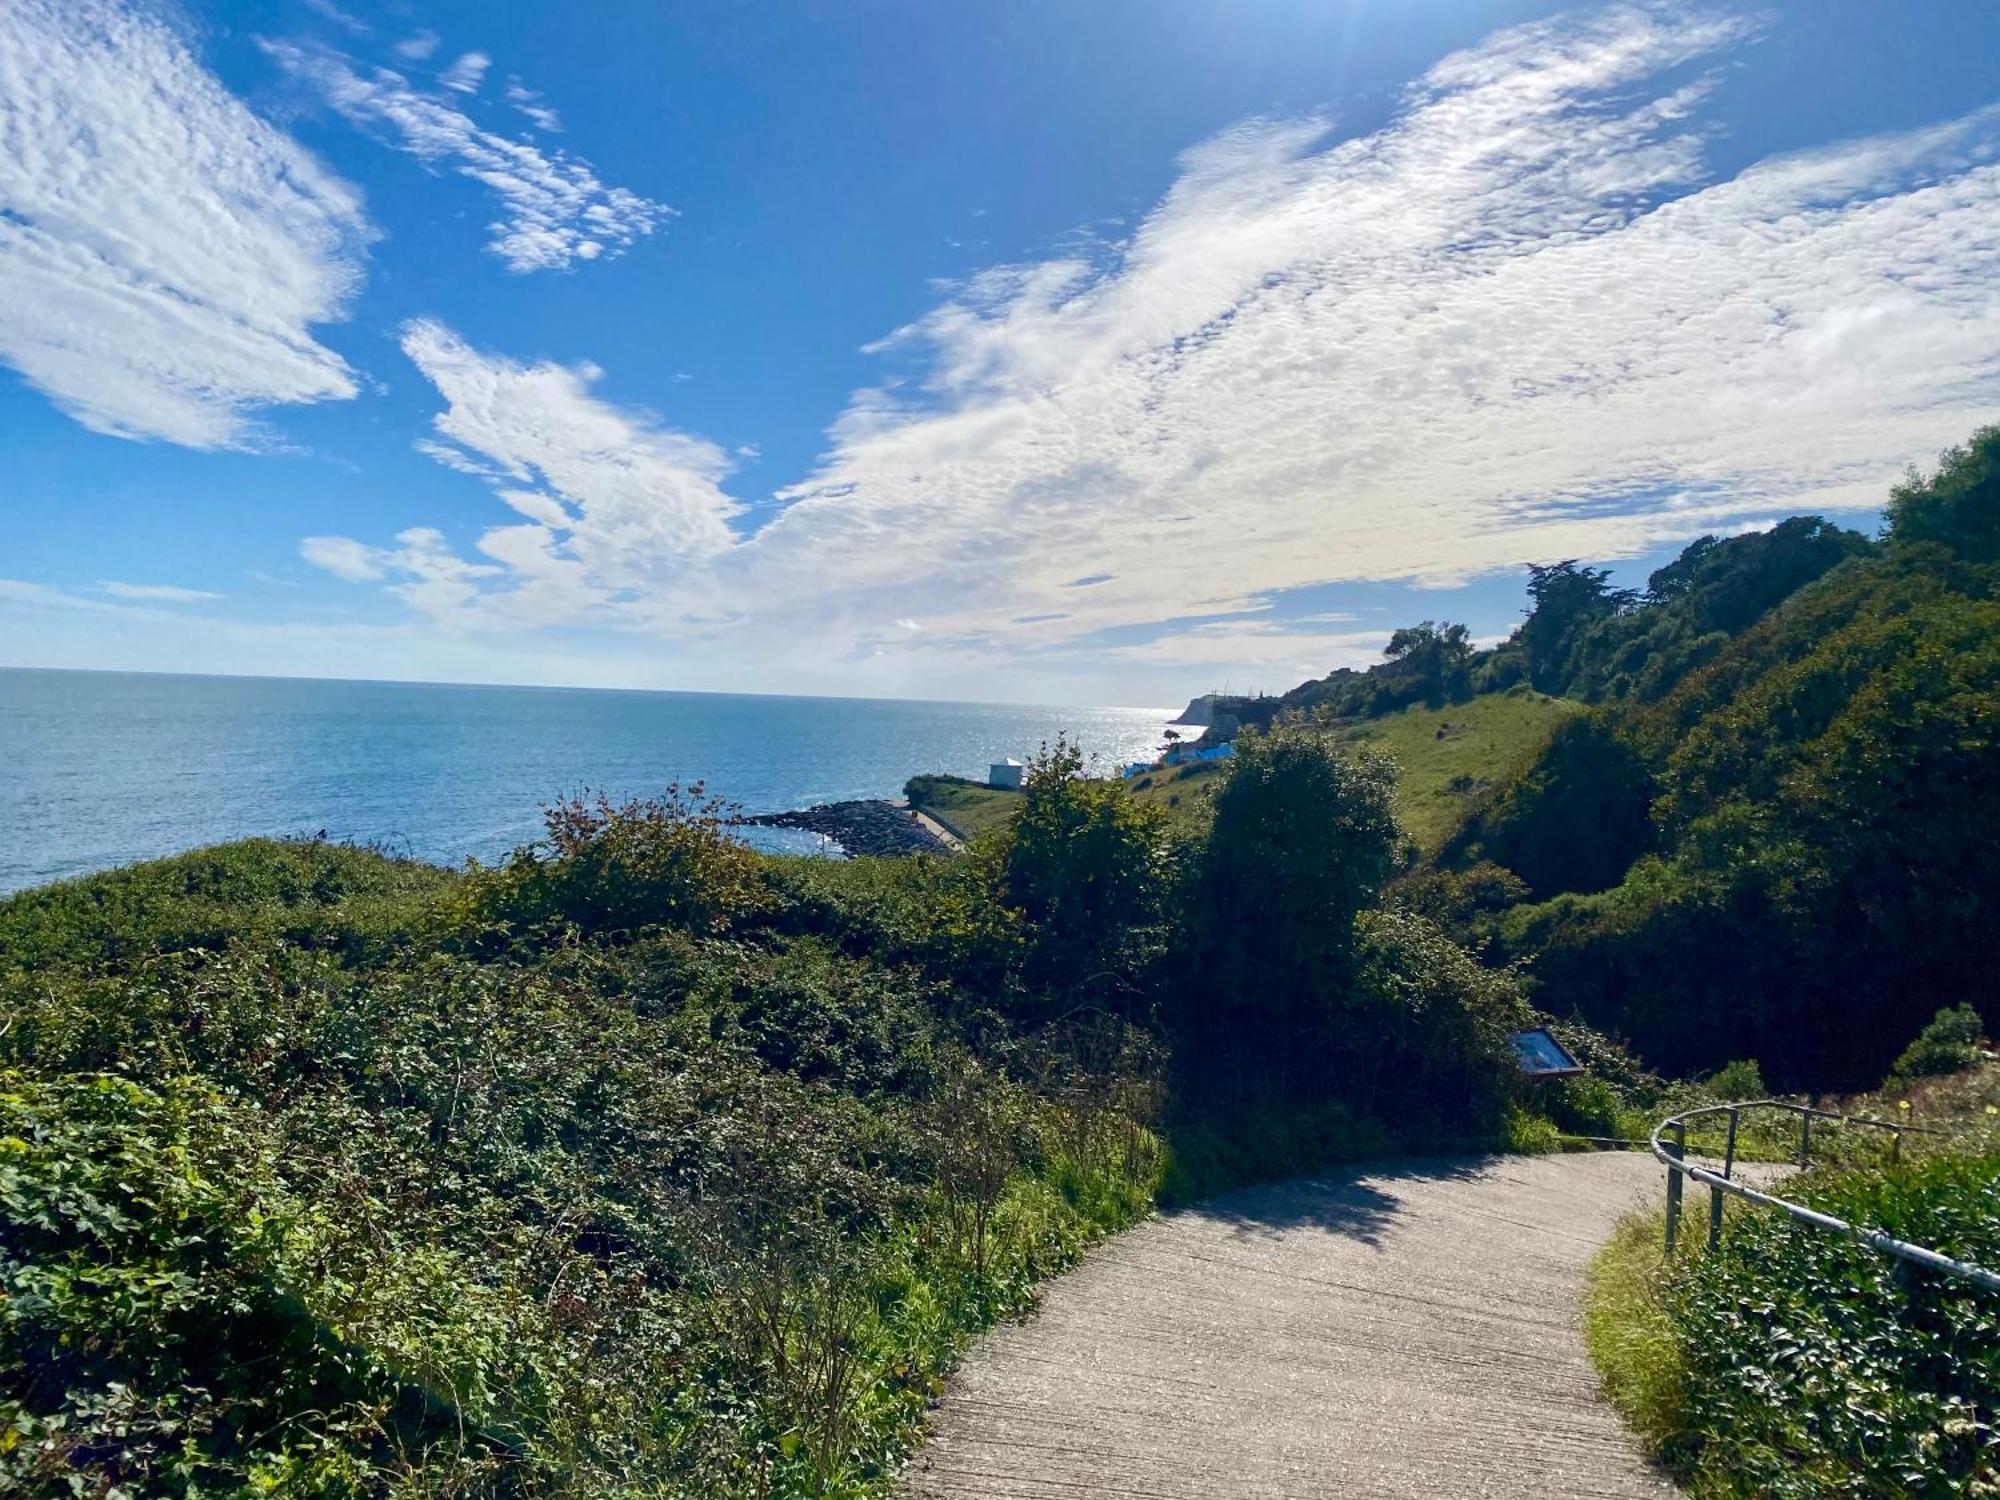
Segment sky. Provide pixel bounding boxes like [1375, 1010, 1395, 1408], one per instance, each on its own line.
[3, 0, 1999, 707]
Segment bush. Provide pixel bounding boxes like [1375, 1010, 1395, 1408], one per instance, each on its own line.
[470, 786, 770, 940]
[1703, 1058, 1766, 1102]
[1456, 713, 1657, 898]
[1174, 723, 1399, 1104]
[1889, 1003, 1987, 1086]
[1003, 739, 1171, 1011]
[0, 832, 1160, 1497]
[1667, 1151, 2000, 1496]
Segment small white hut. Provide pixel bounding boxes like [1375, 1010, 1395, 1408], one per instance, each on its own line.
[988, 758, 1025, 790]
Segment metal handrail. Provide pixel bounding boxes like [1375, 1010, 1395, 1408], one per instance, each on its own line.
[1650, 1098, 2000, 1293]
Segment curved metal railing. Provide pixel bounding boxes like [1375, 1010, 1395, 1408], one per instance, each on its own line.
[1650, 1098, 2000, 1293]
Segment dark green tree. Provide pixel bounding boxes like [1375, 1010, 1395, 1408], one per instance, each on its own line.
[1382, 620, 1475, 706]
[1886, 424, 2000, 561]
[1003, 737, 1171, 1011]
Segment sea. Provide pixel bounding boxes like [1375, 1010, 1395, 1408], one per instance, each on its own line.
[0, 668, 1183, 895]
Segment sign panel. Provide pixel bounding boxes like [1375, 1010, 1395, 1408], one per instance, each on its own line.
[1510, 1027, 1585, 1078]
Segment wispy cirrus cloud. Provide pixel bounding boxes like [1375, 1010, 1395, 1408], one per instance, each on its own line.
[437, 50, 489, 95]
[264, 39, 663, 272]
[505, 80, 563, 134]
[0, 0, 370, 447]
[306, 3, 2000, 689]
[100, 580, 222, 602]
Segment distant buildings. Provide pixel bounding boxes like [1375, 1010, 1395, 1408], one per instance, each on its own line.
[988, 758, 1026, 790]
[1122, 742, 1235, 778]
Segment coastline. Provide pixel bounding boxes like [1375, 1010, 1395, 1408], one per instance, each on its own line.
[745, 798, 953, 857]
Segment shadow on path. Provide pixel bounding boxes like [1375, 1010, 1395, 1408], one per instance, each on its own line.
[1182, 1154, 1499, 1248]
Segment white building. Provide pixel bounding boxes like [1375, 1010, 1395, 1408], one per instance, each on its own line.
[988, 758, 1025, 790]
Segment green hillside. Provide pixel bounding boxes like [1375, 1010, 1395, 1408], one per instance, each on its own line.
[1332, 689, 1577, 852]
[903, 773, 1022, 839]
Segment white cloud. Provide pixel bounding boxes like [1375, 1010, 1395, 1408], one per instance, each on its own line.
[303, 320, 742, 626]
[302, 0, 368, 37]
[438, 50, 489, 95]
[393, 30, 439, 62]
[100, 580, 221, 602]
[505, 80, 563, 133]
[303, 3, 2000, 691]
[0, 0, 370, 447]
[264, 40, 663, 272]
[299, 534, 386, 582]
[740, 2, 2000, 649]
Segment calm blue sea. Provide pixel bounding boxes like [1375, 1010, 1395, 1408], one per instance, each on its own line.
[0, 669, 1180, 895]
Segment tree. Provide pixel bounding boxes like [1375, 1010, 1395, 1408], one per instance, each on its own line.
[1003, 737, 1171, 1009]
[1176, 723, 1399, 1103]
[1518, 561, 1637, 693]
[1886, 424, 2000, 561]
[1382, 620, 1474, 706]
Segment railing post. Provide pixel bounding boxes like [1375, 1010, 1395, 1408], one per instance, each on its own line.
[1798, 1108, 1811, 1167]
[1664, 1121, 1685, 1254]
[1707, 1107, 1737, 1250]
[1890, 1126, 1902, 1165]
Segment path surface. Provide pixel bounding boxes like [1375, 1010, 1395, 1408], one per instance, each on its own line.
[904, 1151, 1676, 1499]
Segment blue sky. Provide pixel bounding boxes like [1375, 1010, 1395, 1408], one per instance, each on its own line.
[4, 0, 1999, 705]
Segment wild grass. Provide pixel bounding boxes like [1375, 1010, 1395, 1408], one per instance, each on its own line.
[901, 775, 1023, 840]
[1332, 688, 1579, 852]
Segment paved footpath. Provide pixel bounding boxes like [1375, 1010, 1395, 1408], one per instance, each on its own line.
[904, 1151, 1678, 1499]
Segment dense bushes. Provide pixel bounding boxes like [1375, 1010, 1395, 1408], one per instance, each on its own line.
[1449, 713, 1655, 898]
[1003, 739, 1172, 1011]
[469, 787, 771, 939]
[1889, 1004, 1988, 1091]
[1590, 1149, 2000, 1497]
[0, 803, 1160, 1497]
[1170, 722, 1528, 1135]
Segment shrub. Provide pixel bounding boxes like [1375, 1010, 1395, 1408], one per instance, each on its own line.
[471, 786, 770, 940]
[1889, 1003, 1986, 1086]
[1003, 738, 1171, 1009]
[1703, 1058, 1766, 1102]
[1174, 723, 1399, 1104]
[1669, 1151, 2000, 1496]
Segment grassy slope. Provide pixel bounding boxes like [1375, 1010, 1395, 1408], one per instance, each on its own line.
[1333, 689, 1578, 851]
[916, 689, 1573, 851]
[1121, 760, 1229, 836]
[908, 779, 1023, 840]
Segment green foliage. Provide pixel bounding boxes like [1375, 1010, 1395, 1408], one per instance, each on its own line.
[469, 787, 771, 941]
[0, 826, 1157, 1497]
[1172, 725, 1528, 1141]
[1668, 1152, 2000, 1497]
[1890, 1005, 1988, 1088]
[1564, 517, 1872, 704]
[1380, 620, 1475, 707]
[0, 1071, 503, 1496]
[1590, 1150, 2000, 1497]
[1703, 1059, 1767, 1102]
[1451, 712, 1656, 897]
[1583, 1211, 1691, 1469]
[1519, 560, 1638, 693]
[1003, 739, 1172, 1009]
[1888, 424, 2000, 562]
[0, 837, 448, 972]
[1488, 508, 2000, 1088]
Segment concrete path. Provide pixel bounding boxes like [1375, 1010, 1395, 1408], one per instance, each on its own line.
[904, 1151, 1676, 1499]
